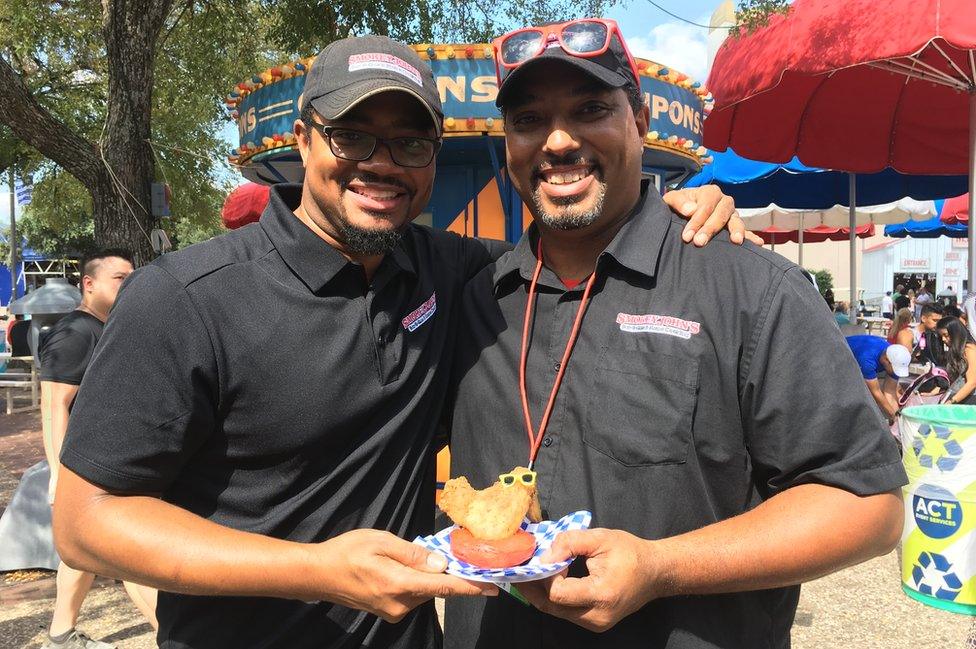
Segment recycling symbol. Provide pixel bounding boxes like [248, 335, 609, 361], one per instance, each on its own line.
[912, 424, 964, 471]
[912, 551, 964, 601]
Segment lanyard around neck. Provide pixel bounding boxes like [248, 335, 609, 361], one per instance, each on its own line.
[519, 240, 597, 469]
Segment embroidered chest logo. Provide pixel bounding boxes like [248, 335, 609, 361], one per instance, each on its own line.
[616, 313, 701, 339]
[402, 292, 437, 332]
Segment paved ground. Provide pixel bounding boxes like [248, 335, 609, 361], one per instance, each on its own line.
[2, 411, 973, 648]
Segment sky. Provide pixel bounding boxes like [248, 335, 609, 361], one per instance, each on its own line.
[0, 1, 729, 225]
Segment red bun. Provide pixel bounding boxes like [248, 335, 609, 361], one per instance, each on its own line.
[450, 527, 537, 569]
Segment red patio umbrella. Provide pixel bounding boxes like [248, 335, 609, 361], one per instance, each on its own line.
[941, 193, 970, 225]
[221, 183, 270, 230]
[704, 0, 976, 305]
[755, 224, 875, 246]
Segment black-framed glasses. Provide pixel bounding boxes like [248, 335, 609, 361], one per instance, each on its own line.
[305, 122, 441, 168]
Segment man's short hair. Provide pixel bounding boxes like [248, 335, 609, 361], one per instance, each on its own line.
[81, 249, 133, 278]
[921, 303, 944, 318]
[944, 305, 963, 318]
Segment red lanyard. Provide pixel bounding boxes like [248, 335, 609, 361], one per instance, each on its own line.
[519, 241, 597, 469]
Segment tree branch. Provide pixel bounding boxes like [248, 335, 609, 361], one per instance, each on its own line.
[0, 57, 102, 187]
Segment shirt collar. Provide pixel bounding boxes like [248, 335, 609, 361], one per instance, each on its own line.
[260, 184, 416, 293]
[493, 185, 674, 291]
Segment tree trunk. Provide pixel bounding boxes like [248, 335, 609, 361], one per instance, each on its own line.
[99, 0, 174, 266]
[0, 0, 174, 267]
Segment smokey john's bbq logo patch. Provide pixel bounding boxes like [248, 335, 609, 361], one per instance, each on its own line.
[616, 313, 701, 339]
[348, 53, 423, 86]
[402, 292, 437, 332]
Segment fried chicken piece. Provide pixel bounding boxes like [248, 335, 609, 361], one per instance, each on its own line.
[439, 466, 542, 541]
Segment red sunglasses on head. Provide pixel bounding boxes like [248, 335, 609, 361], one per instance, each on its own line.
[491, 18, 641, 88]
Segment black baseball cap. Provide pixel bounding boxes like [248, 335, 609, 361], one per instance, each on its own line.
[495, 33, 636, 108]
[302, 35, 443, 135]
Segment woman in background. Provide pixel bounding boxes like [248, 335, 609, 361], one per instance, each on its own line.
[887, 307, 914, 352]
[937, 316, 976, 405]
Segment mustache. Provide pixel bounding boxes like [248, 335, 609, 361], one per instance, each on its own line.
[532, 156, 600, 181]
[340, 172, 413, 195]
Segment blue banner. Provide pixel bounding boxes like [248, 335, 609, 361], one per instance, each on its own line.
[640, 77, 704, 146]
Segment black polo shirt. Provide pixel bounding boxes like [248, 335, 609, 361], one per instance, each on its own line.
[445, 188, 907, 649]
[39, 310, 103, 385]
[61, 184, 506, 649]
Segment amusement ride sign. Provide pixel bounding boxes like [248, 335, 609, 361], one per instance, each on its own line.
[227, 44, 712, 173]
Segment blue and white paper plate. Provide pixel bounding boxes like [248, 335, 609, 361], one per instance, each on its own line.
[413, 510, 591, 584]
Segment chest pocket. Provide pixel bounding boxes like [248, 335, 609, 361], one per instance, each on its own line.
[584, 350, 699, 466]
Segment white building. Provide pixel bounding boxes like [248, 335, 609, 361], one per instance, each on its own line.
[861, 237, 966, 303]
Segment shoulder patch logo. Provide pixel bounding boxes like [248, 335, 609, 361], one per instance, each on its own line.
[403, 292, 437, 332]
[616, 313, 701, 339]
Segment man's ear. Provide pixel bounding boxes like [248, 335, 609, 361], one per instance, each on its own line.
[294, 118, 310, 166]
[635, 101, 650, 140]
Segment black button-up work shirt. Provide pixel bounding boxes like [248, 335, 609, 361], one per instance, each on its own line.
[61, 184, 505, 649]
[446, 189, 907, 649]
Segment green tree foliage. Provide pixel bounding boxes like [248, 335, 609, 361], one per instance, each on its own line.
[729, 0, 791, 37]
[0, 1, 270, 261]
[265, 0, 609, 55]
[812, 269, 834, 296]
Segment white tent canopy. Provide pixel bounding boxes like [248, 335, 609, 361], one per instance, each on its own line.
[738, 198, 937, 231]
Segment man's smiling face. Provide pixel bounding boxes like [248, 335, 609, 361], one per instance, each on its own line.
[502, 62, 648, 232]
[295, 91, 437, 255]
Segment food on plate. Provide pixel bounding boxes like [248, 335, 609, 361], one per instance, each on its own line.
[439, 466, 542, 568]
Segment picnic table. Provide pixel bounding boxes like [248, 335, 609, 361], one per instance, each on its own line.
[860, 316, 890, 337]
[0, 354, 39, 414]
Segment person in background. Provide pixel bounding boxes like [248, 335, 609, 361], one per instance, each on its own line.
[834, 301, 851, 325]
[823, 287, 835, 310]
[915, 285, 933, 314]
[907, 288, 917, 318]
[887, 307, 914, 352]
[881, 291, 894, 320]
[842, 325, 909, 423]
[39, 250, 158, 649]
[945, 304, 964, 323]
[894, 284, 910, 311]
[913, 303, 945, 366]
[937, 284, 957, 308]
[937, 316, 976, 405]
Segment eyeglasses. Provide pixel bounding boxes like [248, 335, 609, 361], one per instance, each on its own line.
[492, 18, 640, 88]
[305, 122, 441, 168]
[499, 469, 537, 487]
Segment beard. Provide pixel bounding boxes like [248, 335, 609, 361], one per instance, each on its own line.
[332, 204, 403, 256]
[530, 156, 606, 230]
[531, 179, 607, 231]
[326, 173, 409, 256]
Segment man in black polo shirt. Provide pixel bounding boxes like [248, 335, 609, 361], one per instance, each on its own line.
[445, 20, 907, 649]
[39, 250, 157, 649]
[51, 35, 744, 649]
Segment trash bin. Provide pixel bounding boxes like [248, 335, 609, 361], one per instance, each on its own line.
[7, 278, 81, 367]
[898, 404, 976, 615]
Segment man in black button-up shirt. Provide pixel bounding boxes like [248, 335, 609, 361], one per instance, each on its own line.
[51, 35, 743, 649]
[445, 23, 907, 649]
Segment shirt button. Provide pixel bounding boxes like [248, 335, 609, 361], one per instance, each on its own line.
[543, 437, 553, 447]
[553, 362, 561, 371]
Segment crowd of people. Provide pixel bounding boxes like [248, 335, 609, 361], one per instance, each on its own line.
[840, 289, 976, 424]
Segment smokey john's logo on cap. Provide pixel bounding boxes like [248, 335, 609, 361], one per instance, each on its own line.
[348, 53, 422, 87]
[616, 313, 701, 339]
[403, 292, 437, 332]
